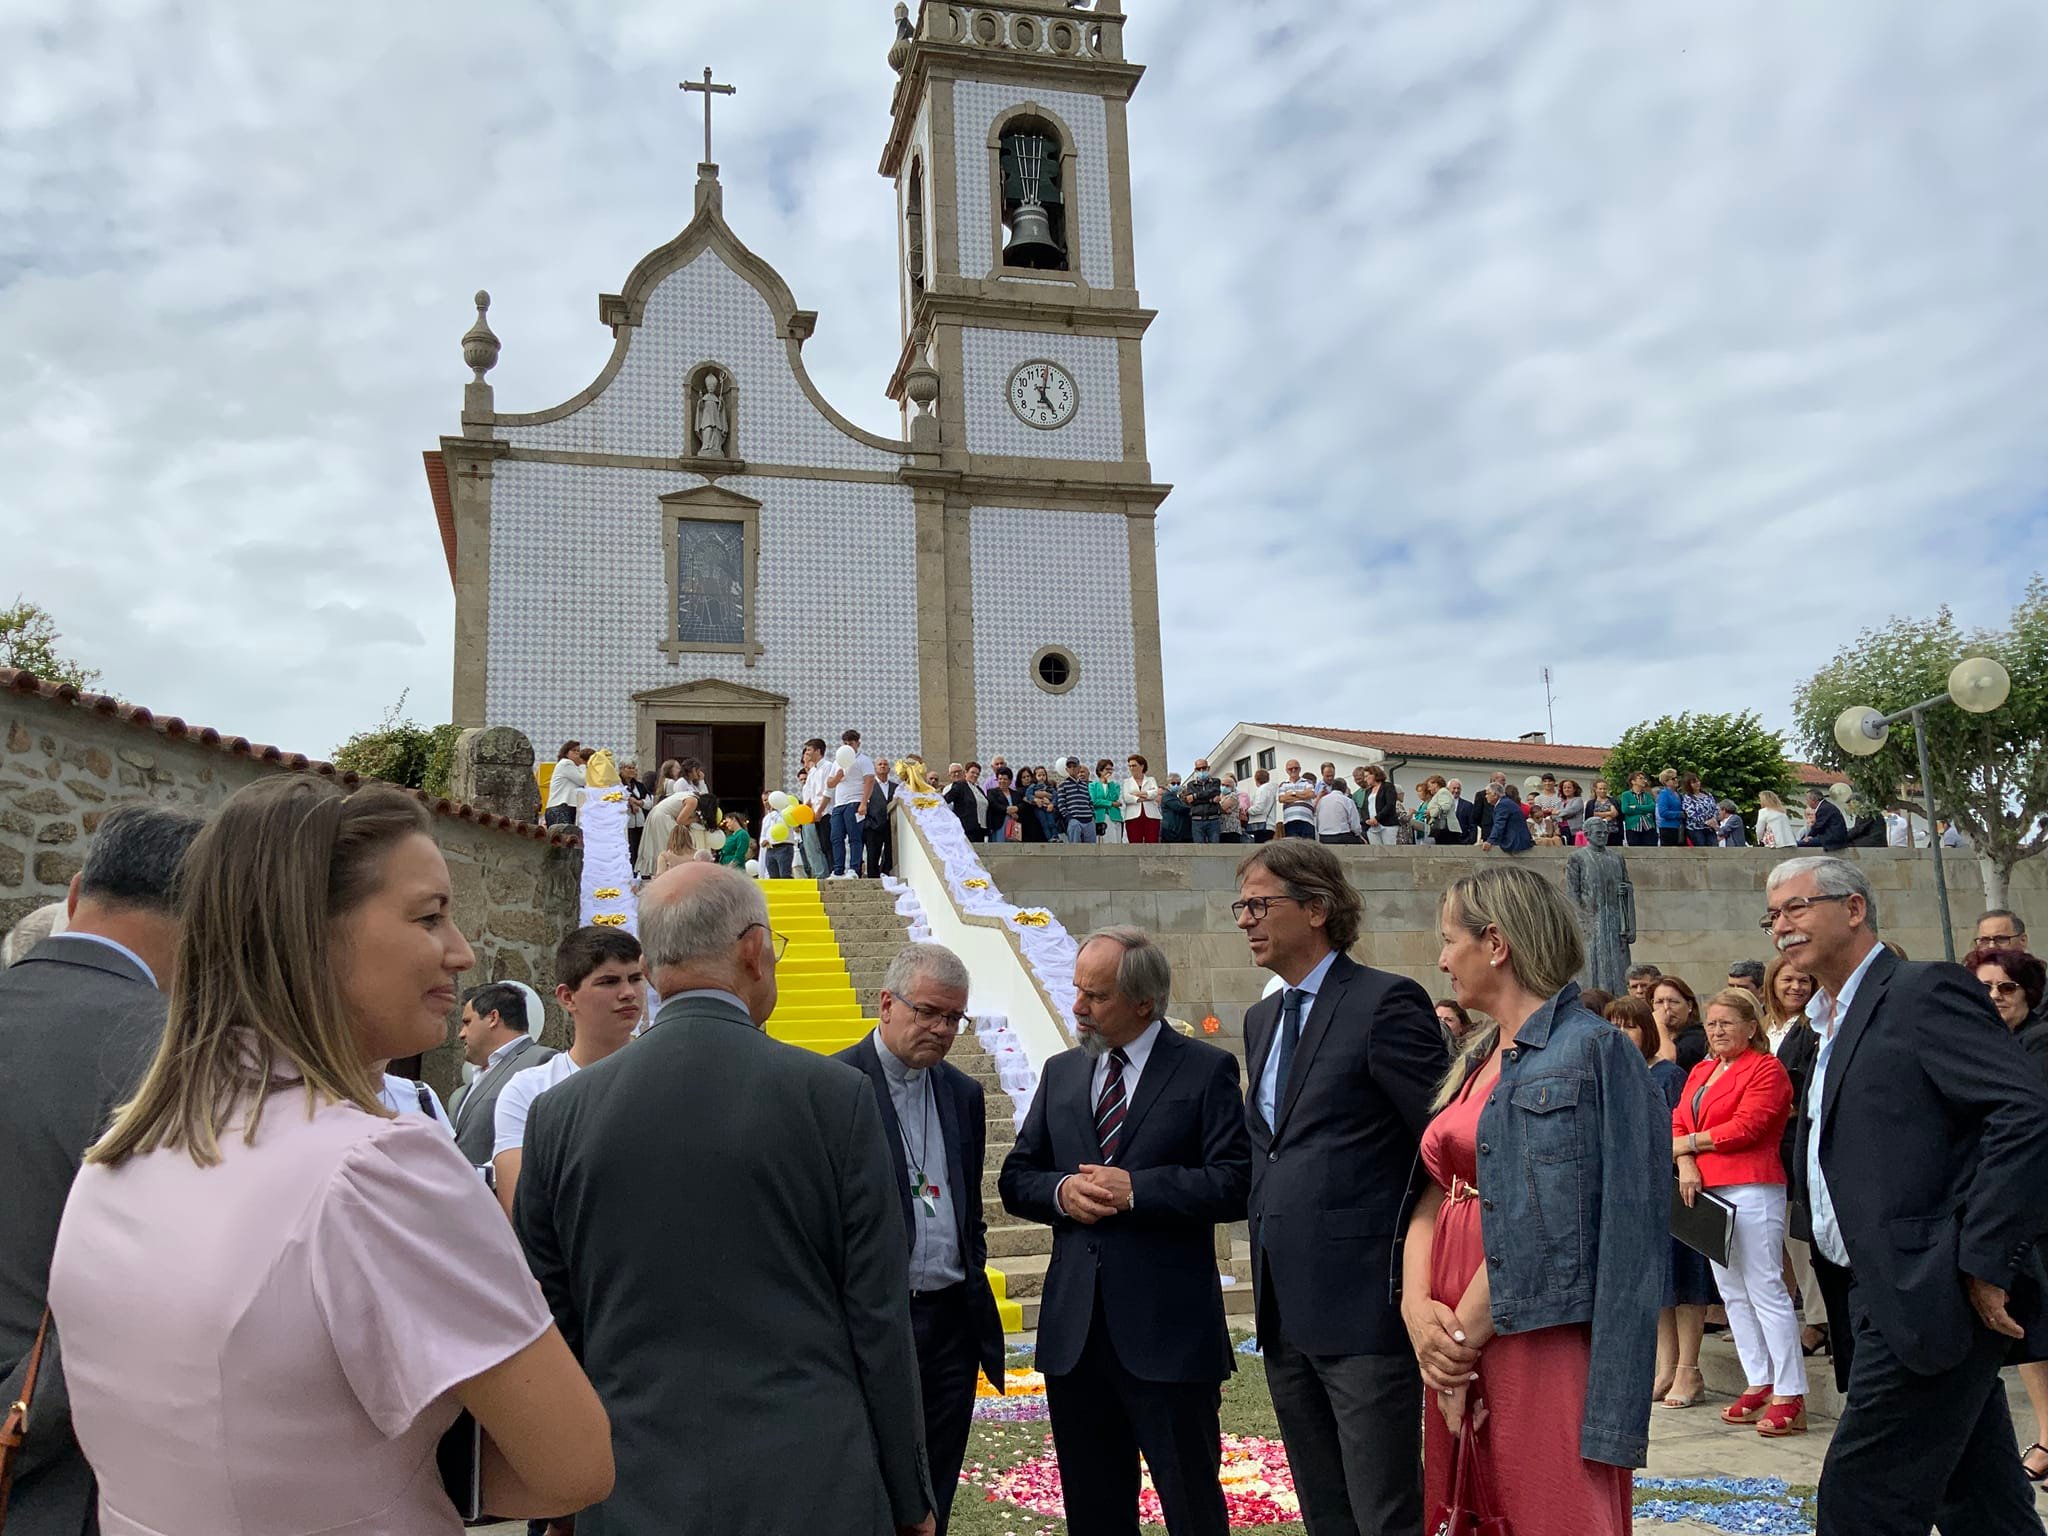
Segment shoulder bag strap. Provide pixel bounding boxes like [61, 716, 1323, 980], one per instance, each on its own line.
[0, 1308, 55, 1528]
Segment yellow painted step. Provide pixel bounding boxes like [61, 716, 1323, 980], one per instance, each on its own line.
[985, 1265, 1025, 1333]
[760, 883, 878, 1057]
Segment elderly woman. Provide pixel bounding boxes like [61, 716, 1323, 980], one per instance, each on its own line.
[1966, 943, 2048, 1483]
[1672, 988, 1805, 1435]
[1655, 769, 1686, 847]
[1716, 800, 1748, 847]
[1404, 864, 1665, 1534]
[942, 762, 987, 842]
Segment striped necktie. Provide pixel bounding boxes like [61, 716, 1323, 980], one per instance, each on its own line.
[1095, 1047, 1132, 1162]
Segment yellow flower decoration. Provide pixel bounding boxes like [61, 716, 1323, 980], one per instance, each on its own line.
[591, 912, 628, 927]
[911, 794, 942, 809]
[964, 878, 990, 890]
[602, 791, 624, 803]
[1011, 910, 1051, 927]
[592, 888, 621, 900]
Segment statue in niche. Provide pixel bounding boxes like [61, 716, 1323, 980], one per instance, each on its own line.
[1565, 814, 1635, 995]
[694, 371, 730, 458]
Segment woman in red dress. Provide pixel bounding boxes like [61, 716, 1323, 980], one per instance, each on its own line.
[1404, 864, 1666, 1536]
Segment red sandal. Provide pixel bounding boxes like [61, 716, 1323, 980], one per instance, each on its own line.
[1756, 1397, 1807, 1436]
[1720, 1388, 1771, 1424]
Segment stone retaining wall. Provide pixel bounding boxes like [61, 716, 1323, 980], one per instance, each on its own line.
[1, 676, 582, 1097]
[979, 843, 2043, 1062]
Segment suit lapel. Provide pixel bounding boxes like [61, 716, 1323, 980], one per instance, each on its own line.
[852, 1032, 916, 1249]
[1819, 948, 1895, 1137]
[1275, 957, 1351, 1136]
[455, 1037, 529, 1135]
[934, 1066, 970, 1252]
[1111, 1026, 1186, 1159]
[1245, 994, 1277, 1135]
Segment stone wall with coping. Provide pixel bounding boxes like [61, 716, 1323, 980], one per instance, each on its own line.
[978, 843, 2046, 1062]
[1, 680, 582, 1098]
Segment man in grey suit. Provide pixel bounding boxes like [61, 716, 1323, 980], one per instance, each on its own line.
[0, 803, 203, 1536]
[514, 862, 935, 1536]
[449, 979, 555, 1168]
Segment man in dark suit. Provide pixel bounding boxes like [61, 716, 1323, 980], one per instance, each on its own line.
[1796, 787, 1850, 849]
[0, 803, 202, 1536]
[1000, 927, 1250, 1536]
[1233, 840, 1449, 1536]
[1446, 779, 1479, 845]
[835, 943, 1005, 1536]
[1776, 855, 2048, 1535]
[515, 862, 934, 1536]
[449, 979, 555, 1167]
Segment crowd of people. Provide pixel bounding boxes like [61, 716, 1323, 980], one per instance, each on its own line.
[3, 780, 2046, 1536]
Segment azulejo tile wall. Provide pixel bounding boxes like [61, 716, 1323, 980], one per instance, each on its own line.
[487, 460, 920, 781]
[493, 251, 901, 474]
[962, 327, 1123, 461]
[968, 505, 1138, 768]
[953, 80, 1113, 288]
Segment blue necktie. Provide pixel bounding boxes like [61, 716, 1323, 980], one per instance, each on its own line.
[1271, 988, 1305, 1121]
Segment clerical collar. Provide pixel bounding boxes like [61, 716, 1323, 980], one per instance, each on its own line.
[873, 1029, 925, 1085]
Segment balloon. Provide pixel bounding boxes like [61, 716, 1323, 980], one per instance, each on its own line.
[768, 822, 791, 844]
[762, 814, 785, 838]
[745, 858, 762, 876]
[789, 804, 815, 827]
[768, 791, 791, 811]
[836, 745, 857, 770]
[707, 831, 727, 852]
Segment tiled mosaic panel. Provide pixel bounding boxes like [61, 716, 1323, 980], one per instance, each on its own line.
[486, 459, 919, 783]
[962, 327, 1123, 461]
[968, 505, 1138, 768]
[493, 251, 902, 473]
[952, 79, 1114, 287]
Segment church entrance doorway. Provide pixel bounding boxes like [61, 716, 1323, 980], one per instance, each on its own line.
[657, 720, 764, 835]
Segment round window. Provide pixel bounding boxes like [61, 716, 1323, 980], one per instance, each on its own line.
[1031, 645, 1079, 695]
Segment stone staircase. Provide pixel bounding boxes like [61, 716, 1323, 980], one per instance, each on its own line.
[816, 876, 1255, 1334]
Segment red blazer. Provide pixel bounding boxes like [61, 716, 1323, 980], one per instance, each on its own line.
[1672, 1048, 1793, 1188]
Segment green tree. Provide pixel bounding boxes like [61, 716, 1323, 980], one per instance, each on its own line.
[1792, 579, 2048, 908]
[331, 691, 457, 793]
[1604, 711, 1794, 821]
[0, 598, 102, 690]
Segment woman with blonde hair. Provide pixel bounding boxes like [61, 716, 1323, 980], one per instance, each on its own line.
[1404, 863, 1665, 1535]
[1753, 790, 1797, 850]
[50, 776, 612, 1533]
[1670, 987, 1805, 1435]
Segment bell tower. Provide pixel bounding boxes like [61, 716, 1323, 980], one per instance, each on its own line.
[880, 0, 1168, 774]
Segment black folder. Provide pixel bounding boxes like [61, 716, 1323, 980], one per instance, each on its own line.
[437, 1410, 483, 1522]
[1670, 1184, 1735, 1267]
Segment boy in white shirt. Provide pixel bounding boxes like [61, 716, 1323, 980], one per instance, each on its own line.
[493, 926, 647, 1216]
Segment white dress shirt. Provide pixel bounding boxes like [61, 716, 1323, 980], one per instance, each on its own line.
[1805, 941, 1885, 1267]
[1257, 949, 1339, 1126]
[47, 931, 158, 988]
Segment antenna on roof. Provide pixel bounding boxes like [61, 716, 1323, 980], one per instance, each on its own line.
[1541, 666, 1557, 744]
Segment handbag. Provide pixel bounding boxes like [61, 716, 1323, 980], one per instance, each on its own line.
[0, 1309, 53, 1531]
[1429, 1405, 1513, 1536]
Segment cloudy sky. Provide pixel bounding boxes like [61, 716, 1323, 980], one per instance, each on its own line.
[5, 1, 2045, 765]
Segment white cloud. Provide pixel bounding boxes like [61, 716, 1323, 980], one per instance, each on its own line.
[2, 0, 2044, 764]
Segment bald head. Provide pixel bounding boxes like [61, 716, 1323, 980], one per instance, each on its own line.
[638, 863, 778, 1025]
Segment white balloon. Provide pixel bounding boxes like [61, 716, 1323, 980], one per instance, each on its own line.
[745, 858, 762, 877]
[707, 831, 727, 852]
[836, 745, 857, 769]
[768, 791, 791, 811]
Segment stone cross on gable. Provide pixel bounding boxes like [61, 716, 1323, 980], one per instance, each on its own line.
[679, 66, 736, 165]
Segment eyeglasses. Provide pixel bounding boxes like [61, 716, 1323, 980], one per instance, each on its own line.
[897, 998, 968, 1031]
[739, 922, 789, 961]
[1984, 979, 2024, 999]
[1759, 893, 1852, 931]
[1230, 895, 1306, 922]
[1977, 932, 2025, 950]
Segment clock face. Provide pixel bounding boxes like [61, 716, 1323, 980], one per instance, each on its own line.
[1006, 360, 1079, 430]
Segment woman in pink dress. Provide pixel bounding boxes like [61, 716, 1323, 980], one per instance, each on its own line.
[1403, 863, 1667, 1536]
[50, 777, 614, 1535]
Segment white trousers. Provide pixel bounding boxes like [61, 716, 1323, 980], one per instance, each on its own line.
[1366, 826, 1399, 845]
[1709, 1183, 1807, 1395]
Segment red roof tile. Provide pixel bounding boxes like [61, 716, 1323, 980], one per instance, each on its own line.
[1, 667, 575, 844]
[1249, 724, 1844, 786]
[424, 450, 456, 588]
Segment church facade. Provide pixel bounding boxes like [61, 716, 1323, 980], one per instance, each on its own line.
[426, 0, 1168, 816]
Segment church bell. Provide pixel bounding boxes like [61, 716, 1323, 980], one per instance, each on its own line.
[1003, 198, 1064, 267]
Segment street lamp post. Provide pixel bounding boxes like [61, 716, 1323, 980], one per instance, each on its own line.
[1833, 657, 2012, 962]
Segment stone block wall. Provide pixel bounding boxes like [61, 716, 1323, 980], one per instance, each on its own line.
[1, 675, 582, 1098]
[979, 843, 2044, 1067]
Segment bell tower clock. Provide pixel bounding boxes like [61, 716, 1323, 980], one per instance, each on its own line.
[880, 0, 1168, 775]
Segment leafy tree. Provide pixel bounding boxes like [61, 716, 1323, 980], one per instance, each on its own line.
[331, 691, 457, 793]
[0, 598, 102, 691]
[1792, 579, 2048, 908]
[1604, 711, 1795, 820]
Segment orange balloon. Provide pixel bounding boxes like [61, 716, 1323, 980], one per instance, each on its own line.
[789, 804, 816, 827]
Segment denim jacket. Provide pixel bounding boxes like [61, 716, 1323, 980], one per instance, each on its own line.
[1471, 983, 1668, 1467]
